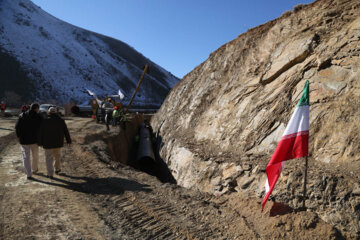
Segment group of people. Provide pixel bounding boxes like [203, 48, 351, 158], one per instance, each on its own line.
[104, 106, 126, 131]
[21, 104, 30, 112]
[15, 103, 72, 180]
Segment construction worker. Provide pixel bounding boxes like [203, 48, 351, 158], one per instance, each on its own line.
[0, 101, 6, 115]
[105, 109, 112, 131]
[112, 106, 120, 126]
[119, 108, 126, 130]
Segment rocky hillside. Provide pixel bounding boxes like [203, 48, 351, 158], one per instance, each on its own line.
[152, 0, 360, 238]
[0, 0, 178, 106]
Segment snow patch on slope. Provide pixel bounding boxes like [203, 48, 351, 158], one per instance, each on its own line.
[0, 0, 178, 106]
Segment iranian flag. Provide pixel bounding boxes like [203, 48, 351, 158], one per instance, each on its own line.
[262, 80, 309, 211]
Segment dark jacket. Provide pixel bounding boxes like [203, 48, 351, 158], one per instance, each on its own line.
[15, 110, 43, 145]
[38, 114, 72, 149]
[105, 111, 112, 123]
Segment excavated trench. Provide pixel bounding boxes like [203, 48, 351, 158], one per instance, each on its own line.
[107, 114, 176, 184]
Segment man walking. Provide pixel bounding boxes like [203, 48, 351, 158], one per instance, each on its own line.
[38, 107, 71, 178]
[15, 103, 42, 180]
[105, 109, 112, 131]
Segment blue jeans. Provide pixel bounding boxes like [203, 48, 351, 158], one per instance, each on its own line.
[112, 117, 118, 126]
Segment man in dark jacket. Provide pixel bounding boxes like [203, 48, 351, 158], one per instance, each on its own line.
[105, 109, 112, 131]
[38, 107, 71, 178]
[15, 103, 42, 179]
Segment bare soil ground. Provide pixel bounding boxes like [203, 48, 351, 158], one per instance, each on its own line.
[0, 117, 342, 239]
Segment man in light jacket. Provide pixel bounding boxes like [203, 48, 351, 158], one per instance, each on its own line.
[38, 107, 71, 178]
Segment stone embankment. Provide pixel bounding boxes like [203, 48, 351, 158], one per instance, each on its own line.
[152, 0, 360, 238]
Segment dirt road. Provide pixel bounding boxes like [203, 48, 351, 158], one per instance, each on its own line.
[0, 117, 341, 239]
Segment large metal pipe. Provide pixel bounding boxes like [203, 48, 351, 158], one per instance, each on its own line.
[136, 123, 155, 162]
[71, 105, 93, 116]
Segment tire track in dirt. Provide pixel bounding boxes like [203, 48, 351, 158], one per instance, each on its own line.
[104, 192, 221, 240]
[67, 144, 229, 240]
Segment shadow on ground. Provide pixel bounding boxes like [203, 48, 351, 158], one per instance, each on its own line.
[32, 173, 152, 195]
[269, 202, 294, 216]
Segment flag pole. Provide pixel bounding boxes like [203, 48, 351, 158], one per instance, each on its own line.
[302, 156, 308, 209]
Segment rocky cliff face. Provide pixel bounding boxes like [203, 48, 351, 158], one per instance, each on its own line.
[151, 0, 360, 238]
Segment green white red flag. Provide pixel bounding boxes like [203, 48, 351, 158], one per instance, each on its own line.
[262, 80, 309, 211]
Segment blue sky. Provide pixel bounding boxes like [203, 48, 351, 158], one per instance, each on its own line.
[32, 0, 314, 78]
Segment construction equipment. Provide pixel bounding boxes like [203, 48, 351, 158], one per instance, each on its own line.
[92, 64, 149, 122]
[125, 64, 149, 113]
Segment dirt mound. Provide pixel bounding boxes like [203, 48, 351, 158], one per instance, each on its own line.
[151, 0, 360, 237]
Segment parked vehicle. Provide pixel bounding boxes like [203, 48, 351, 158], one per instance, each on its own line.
[39, 104, 65, 118]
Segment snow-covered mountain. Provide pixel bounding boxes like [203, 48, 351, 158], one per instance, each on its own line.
[0, 0, 179, 107]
